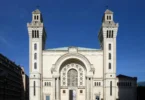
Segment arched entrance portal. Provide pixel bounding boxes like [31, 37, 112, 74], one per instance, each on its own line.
[52, 53, 94, 100]
[67, 69, 77, 100]
[60, 59, 86, 100]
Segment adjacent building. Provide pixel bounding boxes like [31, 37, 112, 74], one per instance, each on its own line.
[117, 74, 137, 100]
[0, 53, 29, 100]
[27, 9, 137, 100]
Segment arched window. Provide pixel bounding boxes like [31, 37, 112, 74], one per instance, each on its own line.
[109, 16, 111, 20]
[67, 69, 78, 87]
[34, 81, 36, 96]
[107, 30, 109, 38]
[34, 43, 37, 50]
[109, 53, 111, 60]
[109, 63, 111, 69]
[112, 30, 114, 38]
[34, 16, 36, 20]
[99, 82, 101, 86]
[110, 81, 112, 96]
[34, 62, 37, 69]
[109, 44, 111, 50]
[32, 30, 34, 38]
[34, 30, 37, 38]
[37, 30, 39, 38]
[49, 82, 51, 86]
[37, 16, 39, 20]
[109, 30, 111, 38]
[34, 53, 37, 60]
[95, 82, 96, 86]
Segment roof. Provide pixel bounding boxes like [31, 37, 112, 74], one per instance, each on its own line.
[105, 9, 113, 14]
[117, 74, 137, 80]
[32, 9, 41, 14]
[46, 47, 99, 51]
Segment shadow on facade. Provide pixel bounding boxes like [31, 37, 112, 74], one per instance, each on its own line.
[137, 86, 145, 100]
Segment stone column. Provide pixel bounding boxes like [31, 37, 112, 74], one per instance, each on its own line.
[53, 78, 55, 100]
[91, 77, 93, 100]
[86, 77, 87, 100]
[56, 77, 59, 100]
[89, 78, 91, 99]
[87, 77, 89, 100]
[58, 77, 60, 100]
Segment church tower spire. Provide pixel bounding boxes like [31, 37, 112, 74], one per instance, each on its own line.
[102, 9, 114, 22]
[27, 9, 47, 100]
[32, 9, 43, 23]
[98, 9, 119, 100]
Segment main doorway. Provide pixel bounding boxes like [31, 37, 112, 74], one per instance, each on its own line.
[69, 90, 76, 100]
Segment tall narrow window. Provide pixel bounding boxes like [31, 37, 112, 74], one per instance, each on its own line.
[110, 81, 112, 96]
[37, 16, 39, 20]
[34, 16, 36, 20]
[49, 82, 51, 86]
[109, 63, 111, 69]
[99, 82, 101, 86]
[34, 53, 37, 60]
[37, 30, 39, 38]
[34, 81, 36, 96]
[109, 30, 111, 38]
[109, 53, 111, 60]
[109, 16, 111, 20]
[32, 30, 34, 38]
[107, 30, 109, 38]
[34, 62, 37, 69]
[109, 44, 111, 50]
[67, 69, 78, 87]
[35, 30, 37, 38]
[112, 30, 114, 38]
[34, 43, 37, 50]
[95, 82, 97, 86]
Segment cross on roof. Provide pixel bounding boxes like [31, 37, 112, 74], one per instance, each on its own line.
[36, 5, 40, 9]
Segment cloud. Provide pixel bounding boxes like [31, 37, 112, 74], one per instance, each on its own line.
[0, 35, 14, 48]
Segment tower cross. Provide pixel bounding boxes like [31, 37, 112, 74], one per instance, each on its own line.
[36, 5, 40, 9]
[106, 5, 109, 9]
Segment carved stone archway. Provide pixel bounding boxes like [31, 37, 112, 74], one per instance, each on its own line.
[51, 53, 95, 75]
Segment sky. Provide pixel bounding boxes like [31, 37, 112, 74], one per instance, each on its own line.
[0, 0, 145, 82]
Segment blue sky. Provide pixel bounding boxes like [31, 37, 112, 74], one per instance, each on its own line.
[0, 0, 145, 81]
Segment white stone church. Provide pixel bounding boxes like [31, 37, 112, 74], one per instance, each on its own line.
[27, 9, 137, 100]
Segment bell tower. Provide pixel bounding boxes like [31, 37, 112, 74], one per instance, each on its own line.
[98, 9, 119, 100]
[27, 9, 47, 100]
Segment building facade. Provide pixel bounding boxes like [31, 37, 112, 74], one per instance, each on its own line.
[0, 53, 29, 100]
[27, 9, 137, 100]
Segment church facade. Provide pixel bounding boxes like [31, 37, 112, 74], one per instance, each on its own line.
[27, 9, 137, 100]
